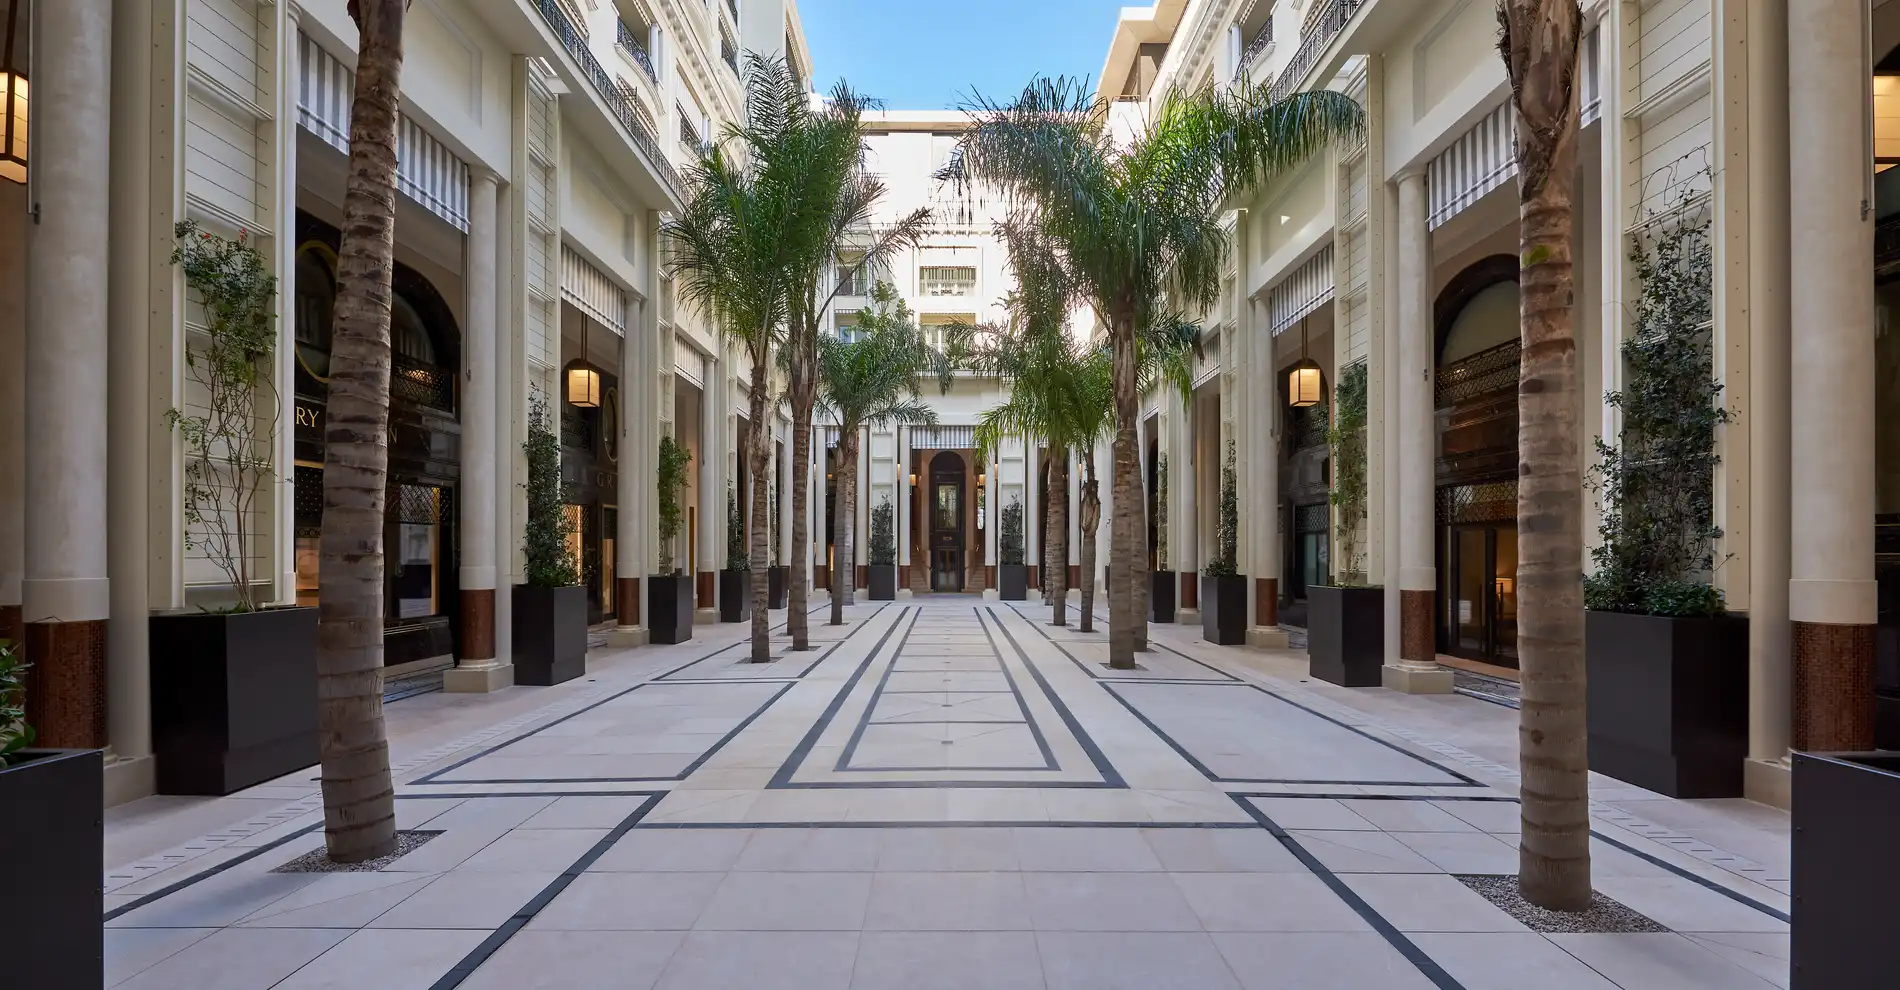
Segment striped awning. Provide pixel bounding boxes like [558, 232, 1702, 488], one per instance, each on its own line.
[1269, 244, 1335, 336]
[909, 425, 975, 450]
[561, 245, 628, 334]
[298, 33, 471, 232]
[1427, 101, 1515, 231]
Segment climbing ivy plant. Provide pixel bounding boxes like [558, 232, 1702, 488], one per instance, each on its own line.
[0, 640, 31, 765]
[1000, 495, 1026, 566]
[657, 434, 692, 574]
[1327, 361, 1369, 587]
[724, 481, 748, 571]
[1203, 440, 1239, 577]
[523, 396, 579, 589]
[1155, 455, 1170, 571]
[870, 496, 897, 566]
[1586, 207, 1728, 617]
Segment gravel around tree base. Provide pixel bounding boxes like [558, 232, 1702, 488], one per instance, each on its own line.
[1457, 874, 1670, 933]
[272, 830, 441, 873]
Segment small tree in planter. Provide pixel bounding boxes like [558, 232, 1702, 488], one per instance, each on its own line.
[1152, 454, 1175, 622]
[999, 495, 1028, 600]
[720, 481, 751, 623]
[1309, 362, 1383, 686]
[1583, 205, 1744, 798]
[515, 396, 586, 685]
[1200, 440, 1245, 645]
[1, 640, 102, 987]
[651, 433, 695, 643]
[151, 222, 319, 795]
[868, 495, 898, 600]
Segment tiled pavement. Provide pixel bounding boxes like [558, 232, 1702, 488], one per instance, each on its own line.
[102, 600, 1792, 989]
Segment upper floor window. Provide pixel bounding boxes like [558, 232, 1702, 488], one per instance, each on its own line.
[834, 311, 860, 343]
[919, 313, 973, 350]
[836, 256, 874, 297]
[919, 266, 976, 297]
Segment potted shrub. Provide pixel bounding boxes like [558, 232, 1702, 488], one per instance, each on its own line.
[649, 434, 695, 644]
[868, 495, 898, 600]
[513, 397, 588, 685]
[719, 482, 751, 622]
[1791, 752, 1900, 988]
[1308, 363, 1384, 686]
[767, 478, 788, 608]
[1151, 454, 1176, 622]
[0, 642, 103, 988]
[998, 495, 1028, 600]
[1200, 440, 1246, 645]
[150, 222, 318, 795]
[1583, 208, 1746, 799]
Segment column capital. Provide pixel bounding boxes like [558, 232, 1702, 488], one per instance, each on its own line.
[1393, 167, 1428, 187]
[470, 166, 501, 190]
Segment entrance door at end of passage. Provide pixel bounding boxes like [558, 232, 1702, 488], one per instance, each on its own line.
[1444, 522, 1519, 667]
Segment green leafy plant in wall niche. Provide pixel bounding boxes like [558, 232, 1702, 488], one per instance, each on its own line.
[1155, 454, 1169, 571]
[523, 396, 579, 589]
[168, 221, 280, 612]
[1327, 361, 1370, 587]
[1203, 440, 1239, 577]
[1586, 206, 1728, 618]
[1000, 495, 1026, 566]
[870, 496, 896, 566]
[724, 481, 748, 571]
[0, 640, 31, 765]
[657, 433, 692, 575]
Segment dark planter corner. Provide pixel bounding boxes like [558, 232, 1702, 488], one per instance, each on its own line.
[869, 565, 897, 601]
[151, 605, 319, 795]
[999, 564, 1028, 601]
[649, 573, 694, 644]
[1201, 573, 1247, 646]
[1585, 609, 1748, 798]
[1307, 585, 1384, 687]
[1151, 571, 1177, 624]
[720, 570, 752, 623]
[768, 565, 788, 609]
[513, 584, 588, 685]
[0, 749, 103, 989]
[1792, 752, 1900, 989]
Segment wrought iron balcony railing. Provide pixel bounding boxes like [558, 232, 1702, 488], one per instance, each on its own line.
[1268, 0, 1362, 104]
[616, 18, 657, 82]
[1240, 24, 1275, 73]
[531, 0, 686, 201]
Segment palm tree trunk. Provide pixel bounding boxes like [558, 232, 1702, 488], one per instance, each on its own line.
[830, 429, 858, 626]
[1108, 312, 1141, 669]
[1500, 0, 1589, 912]
[1047, 445, 1068, 626]
[747, 360, 772, 662]
[315, 0, 404, 863]
[1080, 452, 1100, 634]
[788, 366, 815, 649]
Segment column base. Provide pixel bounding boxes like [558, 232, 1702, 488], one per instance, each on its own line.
[444, 661, 515, 693]
[1177, 608, 1200, 623]
[693, 609, 719, 625]
[1792, 619, 1876, 751]
[605, 626, 649, 649]
[1382, 663, 1455, 694]
[982, 589, 999, 601]
[1744, 758, 1792, 811]
[1247, 627, 1289, 650]
[896, 589, 913, 600]
[23, 618, 108, 749]
[103, 753, 156, 807]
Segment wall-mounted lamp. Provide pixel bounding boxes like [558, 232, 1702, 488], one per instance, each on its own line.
[908, 473, 917, 486]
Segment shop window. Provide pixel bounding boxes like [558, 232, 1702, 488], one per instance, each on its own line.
[389, 484, 444, 621]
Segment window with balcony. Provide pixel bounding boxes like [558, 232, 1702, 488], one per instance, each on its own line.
[679, 103, 703, 150]
[919, 313, 973, 350]
[919, 266, 976, 297]
[834, 311, 859, 343]
[720, 27, 738, 76]
[616, 16, 656, 82]
[836, 256, 875, 297]
[1237, 3, 1274, 74]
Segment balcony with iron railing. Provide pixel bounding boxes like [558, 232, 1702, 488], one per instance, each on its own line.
[616, 18, 657, 82]
[1240, 23, 1275, 75]
[1268, 0, 1362, 104]
[726, 0, 739, 26]
[529, 0, 685, 202]
[721, 34, 738, 76]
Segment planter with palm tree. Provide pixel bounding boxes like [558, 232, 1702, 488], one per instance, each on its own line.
[1151, 455, 1176, 623]
[1308, 362, 1383, 686]
[719, 483, 752, 623]
[868, 496, 898, 600]
[150, 222, 319, 796]
[514, 398, 586, 686]
[1200, 440, 1247, 646]
[999, 497, 1028, 600]
[949, 77, 1360, 668]
[651, 434, 695, 645]
[817, 283, 951, 625]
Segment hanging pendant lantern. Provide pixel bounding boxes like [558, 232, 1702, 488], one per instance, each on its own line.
[567, 362, 601, 408]
[1288, 358, 1323, 408]
[0, 0, 27, 185]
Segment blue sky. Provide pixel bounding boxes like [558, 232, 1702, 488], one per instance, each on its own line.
[798, 0, 1129, 110]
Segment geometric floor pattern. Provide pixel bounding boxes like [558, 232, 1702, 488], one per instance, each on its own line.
[102, 599, 1791, 989]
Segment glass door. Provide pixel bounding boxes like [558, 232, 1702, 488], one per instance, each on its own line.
[1444, 523, 1519, 667]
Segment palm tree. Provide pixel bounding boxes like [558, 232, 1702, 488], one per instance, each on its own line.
[314, 0, 408, 863]
[948, 79, 1361, 668]
[1499, 0, 1590, 912]
[776, 88, 930, 651]
[663, 54, 802, 663]
[815, 283, 951, 626]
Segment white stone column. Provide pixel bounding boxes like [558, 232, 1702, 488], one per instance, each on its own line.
[1786, 0, 1876, 750]
[1386, 170, 1451, 693]
[854, 426, 869, 601]
[810, 432, 823, 595]
[1026, 443, 1041, 600]
[984, 450, 1000, 595]
[897, 425, 912, 596]
[1251, 299, 1288, 648]
[697, 351, 720, 620]
[23, 0, 112, 749]
[447, 170, 511, 690]
[1094, 441, 1112, 596]
[608, 293, 655, 647]
[1068, 447, 1081, 598]
[0, 182, 22, 640]
[779, 414, 794, 582]
[1174, 404, 1198, 620]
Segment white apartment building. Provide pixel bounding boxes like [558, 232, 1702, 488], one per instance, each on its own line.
[0, 0, 812, 805]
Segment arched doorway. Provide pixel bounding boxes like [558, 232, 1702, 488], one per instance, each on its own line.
[1433, 256, 1520, 668]
[929, 450, 966, 591]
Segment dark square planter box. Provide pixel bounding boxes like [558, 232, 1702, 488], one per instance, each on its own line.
[1308, 585, 1385, 687]
[868, 564, 897, 601]
[0, 749, 102, 989]
[1585, 609, 1748, 798]
[649, 573, 694, 644]
[1792, 752, 1900, 989]
[720, 570, 752, 623]
[999, 564, 1028, 601]
[768, 566, 789, 609]
[1151, 571, 1177, 623]
[513, 584, 587, 686]
[1201, 573, 1247, 645]
[151, 606, 319, 795]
